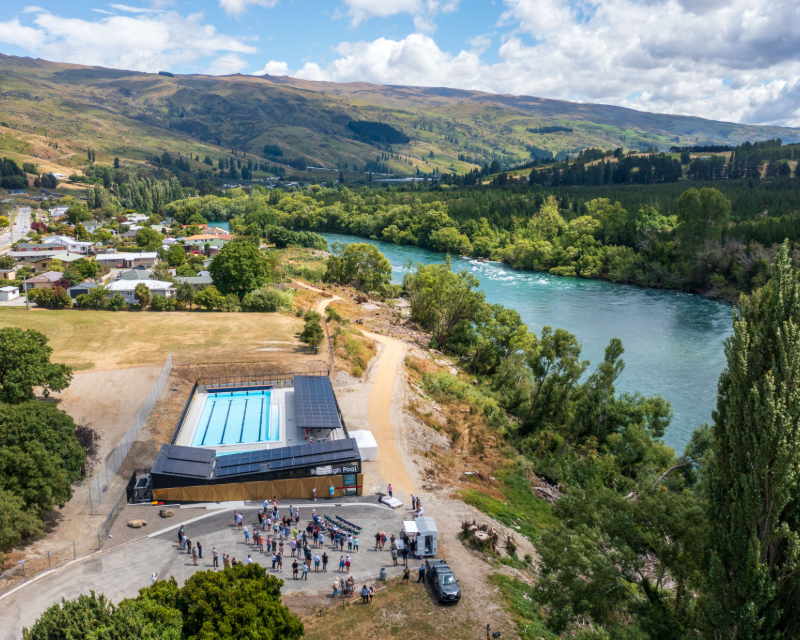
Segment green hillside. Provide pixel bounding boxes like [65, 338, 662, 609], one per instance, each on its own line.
[0, 53, 798, 181]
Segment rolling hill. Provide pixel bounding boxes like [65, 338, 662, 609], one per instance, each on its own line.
[0, 53, 798, 180]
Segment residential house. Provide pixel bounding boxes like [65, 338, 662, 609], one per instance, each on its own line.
[123, 214, 149, 224]
[10, 242, 77, 264]
[95, 252, 159, 268]
[48, 206, 68, 218]
[183, 233, 233, 246]
[0, 286, 19, 301]
[42, 235, 95, 255]
[0, 268, 16, 280]
[118, 269, 154, 281]
[24, 271, 64, 291]
[106, 279, 174, 303]
[32, 252, 89, 272]
[67, 281, 99, 299]
[175, 275, 213, 291]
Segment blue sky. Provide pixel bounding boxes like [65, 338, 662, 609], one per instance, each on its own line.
[1, 0, 799, 127]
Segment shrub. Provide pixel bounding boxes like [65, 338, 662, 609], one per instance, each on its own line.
[149, 294, 167, 311]
[241, 286, 294, 312]
[107, 293, 127, 311]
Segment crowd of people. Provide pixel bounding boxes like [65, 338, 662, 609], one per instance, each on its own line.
[166, 494, 424, 606]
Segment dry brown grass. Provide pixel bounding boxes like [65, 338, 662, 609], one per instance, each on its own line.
[0, 307, 319, 372]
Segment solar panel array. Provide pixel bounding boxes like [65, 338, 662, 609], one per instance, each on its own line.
[214, 438, 358, 479]
[157, 445, 215, 478]
[293, 376, 342, 430]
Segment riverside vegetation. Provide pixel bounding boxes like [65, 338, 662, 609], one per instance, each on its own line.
[17, 234, 800, 639]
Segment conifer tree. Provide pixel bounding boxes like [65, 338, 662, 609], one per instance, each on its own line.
[707, 240, 800, 640]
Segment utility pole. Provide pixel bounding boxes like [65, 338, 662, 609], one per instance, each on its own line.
[23, 275, 29, 310]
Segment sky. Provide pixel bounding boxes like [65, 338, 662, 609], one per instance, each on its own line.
[1, 0, 799, 128]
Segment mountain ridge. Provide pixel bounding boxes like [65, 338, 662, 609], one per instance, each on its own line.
[0, 53, 798, 178]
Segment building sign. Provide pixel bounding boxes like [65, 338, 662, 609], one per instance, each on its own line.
[311, 465, 359, 476]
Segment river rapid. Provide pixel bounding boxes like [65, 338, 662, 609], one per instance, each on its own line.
[322, 232, 734, 452]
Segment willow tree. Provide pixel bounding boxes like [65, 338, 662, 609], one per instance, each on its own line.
[707, 240, 800, 640]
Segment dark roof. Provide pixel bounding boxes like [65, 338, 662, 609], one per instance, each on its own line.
[150, 438, 360, 481]
[293, 375, 342, 430]
[214, 437, 359, 479]
[151, 444, 215, 478]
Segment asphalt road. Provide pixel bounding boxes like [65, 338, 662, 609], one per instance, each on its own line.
[0, 206, 30, 252]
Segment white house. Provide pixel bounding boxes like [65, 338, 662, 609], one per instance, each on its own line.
[95, 252, 159, 268]
[106, 279, 174, 303]
[42, 235, 95, 255]
[123, 214, 149, 224]
[48, 206, 68, 218]
[0, 286, 19, 301]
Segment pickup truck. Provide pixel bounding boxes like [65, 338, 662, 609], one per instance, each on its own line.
[425, 559, 461, 603]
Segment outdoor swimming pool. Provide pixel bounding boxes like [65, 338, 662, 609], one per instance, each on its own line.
[191, 390, 280, 447]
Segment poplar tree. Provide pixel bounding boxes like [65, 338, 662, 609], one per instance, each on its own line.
[707, 240, 800, 640]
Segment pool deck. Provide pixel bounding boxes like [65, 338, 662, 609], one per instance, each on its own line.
[177, 387, 295, 454]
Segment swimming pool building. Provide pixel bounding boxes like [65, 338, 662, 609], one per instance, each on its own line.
[141, 375, 364, 503]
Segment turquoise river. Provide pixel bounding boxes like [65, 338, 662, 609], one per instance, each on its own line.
[322, 232, 734, 452]
[207, 222, 735, 451]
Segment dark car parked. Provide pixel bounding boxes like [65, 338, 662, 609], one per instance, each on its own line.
[425, 559, 461, 603]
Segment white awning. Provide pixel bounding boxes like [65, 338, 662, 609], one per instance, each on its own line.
[403, 520, 419, 535]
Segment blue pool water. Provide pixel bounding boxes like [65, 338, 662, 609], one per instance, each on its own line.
[191, 390, 280, 446]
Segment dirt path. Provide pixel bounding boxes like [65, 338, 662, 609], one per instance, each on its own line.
[292, 281, 415, 498]
[360, 330, 414, 498]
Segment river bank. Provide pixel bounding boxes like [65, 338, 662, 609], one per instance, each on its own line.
[321, 232, 733, 452]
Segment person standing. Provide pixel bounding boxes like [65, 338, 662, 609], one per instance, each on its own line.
[388, 483, 393, 498]
[353, 535, 359, 553]
[177, 525, 185, 545]
[277, 552, 283, 572]
[237, 512, 243, 530]
[185, 536, 192, 554]
[360, 585, 369, 604]
[233, 510, 239, 528]
[391, 548, 398, 566]
[368, 586, 374, 603]
[417, 563, 425, 583]
[345, 554, 351, 573]
[411, 494, 416, 510]
[191, 546, 198, 566]
[212, 546, 219, 568]
[322, 551, 329, 572]
[375, 531, 381, 551]
[244, 527, 250, 545]
[302, 561, 309, 580]
[401, 566, 410, 584]
[271, 553, 277, 570]
[348, 534, 353, 552]
[151, 572, 159, 585]
[402, 546, 409, 566]
[338, 555, 345, 572]
[329, 484, 335, 498]
[246, 555, 253, 565]
[294, 507, 300, 523]
[196, 540, 203, 559]
[312, 486, 317, 501]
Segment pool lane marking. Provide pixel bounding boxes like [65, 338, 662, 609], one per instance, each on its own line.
[258, 397, 264, 442]
[239, 399, 248, 443]
[200, 400, 216, 446]
[219, 399, 233, 445]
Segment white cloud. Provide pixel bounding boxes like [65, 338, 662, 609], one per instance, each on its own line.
[297, 0, 800, 127]
[343, 0, 424, 26]
[254, 59, 289, 76]
[3, 9, 257, 73]
[0, 19, 46, 49]
[109, 4, 161, 13]
[207, 53, 248, 75]
[341, 0, 459, 31]
[218, 0, 278, 18]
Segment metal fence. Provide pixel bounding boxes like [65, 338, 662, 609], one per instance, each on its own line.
[88, 352, 173, 514]
[0, 490, 127, 597]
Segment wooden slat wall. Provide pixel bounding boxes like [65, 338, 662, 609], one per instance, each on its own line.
[153, 474, 363, 503]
